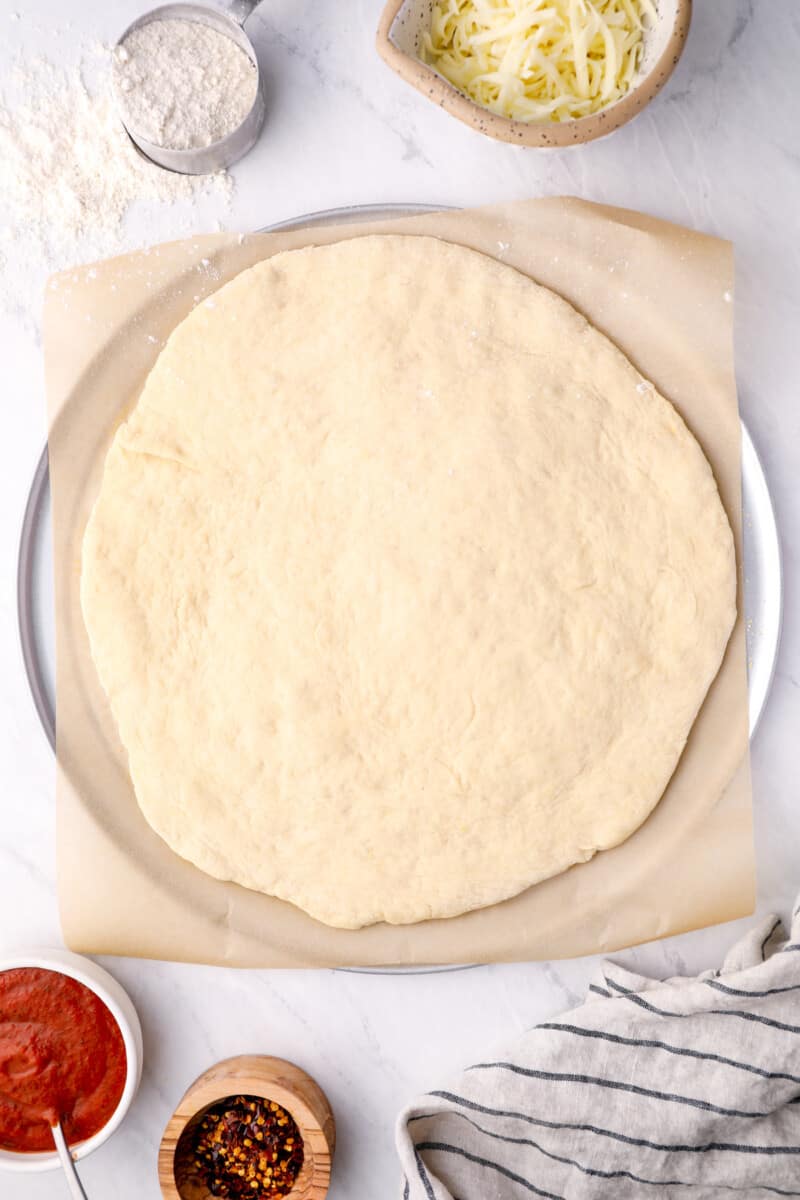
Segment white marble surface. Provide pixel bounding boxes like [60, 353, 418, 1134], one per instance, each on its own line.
[1, 1, 798, 1196]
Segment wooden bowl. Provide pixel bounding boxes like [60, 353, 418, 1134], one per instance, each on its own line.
[158, 1055, 335, 1200]
[377, 0, 692, 147]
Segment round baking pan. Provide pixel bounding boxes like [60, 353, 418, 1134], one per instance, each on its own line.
[17, 204, 782, 975]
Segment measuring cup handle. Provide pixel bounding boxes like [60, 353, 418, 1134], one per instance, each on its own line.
[221, 0, 260, 24]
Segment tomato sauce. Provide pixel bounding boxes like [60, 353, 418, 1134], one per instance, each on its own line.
[0, 967, 127, 1153]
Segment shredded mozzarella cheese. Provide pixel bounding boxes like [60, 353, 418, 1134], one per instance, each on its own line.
[422, 0, 658, 123]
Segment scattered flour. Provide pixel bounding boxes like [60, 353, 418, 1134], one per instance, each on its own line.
[113, 19, 258, 151]
[0, 42, 234, 330]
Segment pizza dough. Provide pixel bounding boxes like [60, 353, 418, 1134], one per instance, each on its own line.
[81, 234, 736, 929]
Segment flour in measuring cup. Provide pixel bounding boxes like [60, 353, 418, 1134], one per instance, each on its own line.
[113, 19, 259, 151]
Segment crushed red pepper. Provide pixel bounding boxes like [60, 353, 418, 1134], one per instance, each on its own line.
[190, 1095, 304, 1198]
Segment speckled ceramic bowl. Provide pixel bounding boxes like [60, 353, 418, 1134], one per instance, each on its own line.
[377, 0, 691, 147]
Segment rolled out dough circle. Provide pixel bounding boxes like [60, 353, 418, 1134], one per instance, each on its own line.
[81, 235, 736, 929]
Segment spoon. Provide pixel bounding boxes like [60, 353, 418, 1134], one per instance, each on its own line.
[113, 2, 267, 175]
[51, 1120, 89, 1200]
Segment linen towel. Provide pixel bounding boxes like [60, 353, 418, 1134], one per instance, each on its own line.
[397, 904, 800, 1198]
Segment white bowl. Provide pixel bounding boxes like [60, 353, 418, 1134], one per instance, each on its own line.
[0, 948, 143, 1173]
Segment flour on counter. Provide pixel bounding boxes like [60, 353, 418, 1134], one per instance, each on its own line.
[113, 19, 258, 151]
[0, 44, 233, 329]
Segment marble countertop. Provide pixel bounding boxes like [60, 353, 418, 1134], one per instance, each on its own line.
[1, 1, 798, 1196]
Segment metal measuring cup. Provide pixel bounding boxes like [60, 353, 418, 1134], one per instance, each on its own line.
[113, 1, 266, 175]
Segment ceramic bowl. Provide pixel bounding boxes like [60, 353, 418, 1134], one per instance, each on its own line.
[158, 1054, 335, 1200]
[0, 948, 143, 1172]
[377, 0, 692, 147]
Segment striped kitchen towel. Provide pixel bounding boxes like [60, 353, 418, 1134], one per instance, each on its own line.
[397, 903, 800, 1198]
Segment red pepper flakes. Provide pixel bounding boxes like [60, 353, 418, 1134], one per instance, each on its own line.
[191, 1094, 304, 1198]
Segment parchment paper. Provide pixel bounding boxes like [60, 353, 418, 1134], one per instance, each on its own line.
[44, 197, 754, 966]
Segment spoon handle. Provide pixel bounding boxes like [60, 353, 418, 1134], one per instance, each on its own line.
[51, 1122, 89, 1200]
[221, 0, 261, 25]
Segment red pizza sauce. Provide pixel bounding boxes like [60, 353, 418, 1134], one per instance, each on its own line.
[0, 967, 127, 1153]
